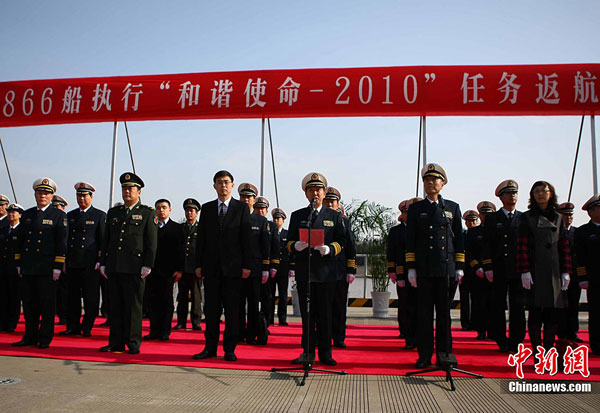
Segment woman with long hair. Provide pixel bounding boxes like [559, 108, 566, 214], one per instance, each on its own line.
[516, 181, 572, 350]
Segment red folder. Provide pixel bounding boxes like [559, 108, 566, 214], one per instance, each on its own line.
[299, 228, 324, 247]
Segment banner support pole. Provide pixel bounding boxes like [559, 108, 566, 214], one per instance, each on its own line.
[260, 118, 265, 196]
[422, 116, 427, 198]
[109, 121, 118, 209]
[592, 115, 598, 194]
[0, 135, 18, 203]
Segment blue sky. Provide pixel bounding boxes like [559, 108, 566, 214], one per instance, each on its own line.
[0, 1, 599, 224]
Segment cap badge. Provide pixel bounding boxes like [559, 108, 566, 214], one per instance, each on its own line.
[42, 179, 49, 185]
[125, 174, 131, 180]
[79, 183, 85, 189]
[312, 173, 319, 180]
[428, 164, 434, 170]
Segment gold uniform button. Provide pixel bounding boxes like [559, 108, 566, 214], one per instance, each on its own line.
[70, 245, 74, 248]
[504, 253, 508, 257]
[504, 244, 508, 247]
[429, 246, 433, 249]
[38, 240, 41, 243]
[441, 246, 445, 250]
[429, 236, 433, 239]
[36, 249, 40, 252]
[28, 231, 32, 234]
[72, 230, 76, 233]
[121, 229, 125, 233]
[119, 238, 123, 242]
[118, 246, 122, 250]
[185, 253, 189, 257]
[82, 237, 86, 240]
[441, 236, 445, 240]
[429, 226, 433, 229]
[504, 234, 508, 238]
[39, 231, 42, 235]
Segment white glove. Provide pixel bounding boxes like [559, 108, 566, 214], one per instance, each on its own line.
[485, 270, 494, 283]
[561, 273, 570, 291]
[288, 270, 295, 278]
[94, 262, 101, 270]
[580, 281, 589, 289]
[52, 269, 61, 281]
[456, 270, 464, 284]
[294, 241, 309, 252]
[346, 273, 355, 283]
[270, 268, 277, 278]
[475, 268, 484, 279]
[261, 271, 269, 284]
[17, 267, 21, 277]
[408, 269, 417, 288]
[100, 266, 107, 279]
[397, 279, 406, 288]
[314, 245, 330, 256]
[521, 272, 533, 290]
[389, 272, 397, 283]
[141, 266, 152, 279]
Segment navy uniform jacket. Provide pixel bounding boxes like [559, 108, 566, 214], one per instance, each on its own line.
[0, 223, 23, 270]
[66, 206, 106, 269]
[101, 201, 158, 274]
[182, 221, 198, 274]
[405, 196, 465, 278]
[482, 209, 522, 279]
[575, 222, 600, 286]
[0, 215, 9, 230]
[16, 206, 68, 275]
[154, 219, 184, 274]
[271, 228, 290, 271]
[287, 205, 345, 283]
[248, 212, 271, 275]
[196, 198, 252, 279]
[335, 216, 357, 279]
[465, 225, 484, 274]
[387, 223, 406, 282]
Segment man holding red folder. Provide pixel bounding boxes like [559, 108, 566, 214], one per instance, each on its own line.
[287, 172, 345, 366]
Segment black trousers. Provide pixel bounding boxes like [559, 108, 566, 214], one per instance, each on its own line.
[21, 274, 56, 345]
[99, 275, 109, 318]
[558, 281, 581, 340]
[259, 278, 273, 323]
[297, 278, 335, 357]
[528, 307, 564, 350]
[66, 266, 100, 333]
[397, 283, 418, 344]
[270, 267, 289, 323]
[589, 286, 600, 354]
[176, 273, 202, 327]
[459, 274, 472, 329]
[203, 275, 241, 353]
[332, 279, 349, 344]
[239, 276, 261, 341]
[471, 275, 493, 336]
[107, 272, 145, 351]
[55, 270, 68, 321]
[416, 277, 453, 362]
[147, 270, 175, 338]
[491, 274, 526, 350]
[0, 265, 20, 331]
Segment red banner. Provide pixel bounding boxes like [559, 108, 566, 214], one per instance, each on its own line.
[1, 64, 599, 127]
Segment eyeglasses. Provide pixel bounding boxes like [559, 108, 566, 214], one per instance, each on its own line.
[215, 180, 232, 186]
[533, 188, 551, 195]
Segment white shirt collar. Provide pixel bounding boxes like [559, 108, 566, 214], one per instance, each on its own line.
[10, 222, 19, 230]
[159, 217, 170, 226]
[80, 205, 91, 213]
[38, 204, 50, 212]
[218, 197, 232, 208]
[0, 215, 6, 220]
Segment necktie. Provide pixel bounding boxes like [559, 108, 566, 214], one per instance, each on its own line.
[219, 203, 226, 228]
[507, 212, 513, 224]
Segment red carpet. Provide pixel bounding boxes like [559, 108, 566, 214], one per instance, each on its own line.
[1, 318, 598, 381]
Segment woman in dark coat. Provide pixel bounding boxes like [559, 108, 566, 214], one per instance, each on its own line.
[516, 181, 571, 350]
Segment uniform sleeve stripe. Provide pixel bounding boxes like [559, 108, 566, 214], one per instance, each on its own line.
[455, 253, 465, 263]
[287, 241, 295, 254]
[331, 242, 342, 256]
[405, 252, 415, 262]
[262, 260, 270, 265]
[482, 259, 493, 265]
[470, 260, 479, 269]
[577, 267, 588, 276]
[396, 266, 404, 275]
[55, 256, 66, 263]
[271, 259, 280, 264]
[387, 261, 395, 267]
[14, 254, 21, 260]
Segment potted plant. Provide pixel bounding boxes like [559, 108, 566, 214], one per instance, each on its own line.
[345, 200, 395, 318]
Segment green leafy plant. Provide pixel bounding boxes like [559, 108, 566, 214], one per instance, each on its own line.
[344, 200, 395, 292]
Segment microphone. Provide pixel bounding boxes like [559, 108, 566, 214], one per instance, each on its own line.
[310, 198, 318, 209]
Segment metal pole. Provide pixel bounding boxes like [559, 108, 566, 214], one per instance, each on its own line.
[568, 116, 585, 202]
[109, 121, 118, 209]
[124, 121, 136, 174]
[592, 115, 598, 194]
[422, 116, 427, 198]
[416, 117, 422, 197]
[267, 118, 280, 207]
[0, 135, 17, 203]
[260, 118, 265, 196]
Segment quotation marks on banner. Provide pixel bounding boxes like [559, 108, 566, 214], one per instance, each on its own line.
[160, 81, 171, 90]
[424, 73, 436, 83]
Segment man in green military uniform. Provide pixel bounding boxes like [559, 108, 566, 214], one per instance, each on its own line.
[100, 172, 158, 354]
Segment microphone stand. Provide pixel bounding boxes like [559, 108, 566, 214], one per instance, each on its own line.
[406, 198, 483, 391]
[271, 199, 346, 385]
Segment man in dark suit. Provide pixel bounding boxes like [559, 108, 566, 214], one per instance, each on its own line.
[270, 208, 290, 326]
[482, 179, 525, 353]
[13, 178, 67, 349]
[59, 182, 106, 337]
[323, 187, 357, 349]
[144, 199, 183, 341]
[174, 198, 203, 331]
[193, 170, 251, 362]
[100, 172, 158, 354]
[0, 203, 24, 332]
[0, 194, 11, 230]
[287, 172, 346, 366]
[405, 164, 465, 369]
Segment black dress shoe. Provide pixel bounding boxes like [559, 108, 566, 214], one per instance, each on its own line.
[292, 353, 315, 364]
[404, 342, 416, 350]
[99, 320, 110, 327]
[476, 333, 486, 340]
[37, 343, 50, 349]
[415, 359, 431, 369]
[12, 340, 35, 347]
[319, 356, 337, 366]
[571, 335, 584, 343]
[333, 341, 347, 349]
[192, 324, 202, 331]
[127, 348, 140, 355]
[57, 318, 67, 325]
[58, 329, 80, 336]
[498, 344, 509, 353]
[143, 333, 159, 340]
[246, 338, 258, 345]
[398, 333, 405, 339]
[172, 324, 185, 330]
[279, 321, 288, 326]
[99, 345, 125, 352]
[159, 336, 169, 341]
[82, 331, 92, 337]
[224, 352, 237, 362]
[192, 349, 216, 360]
